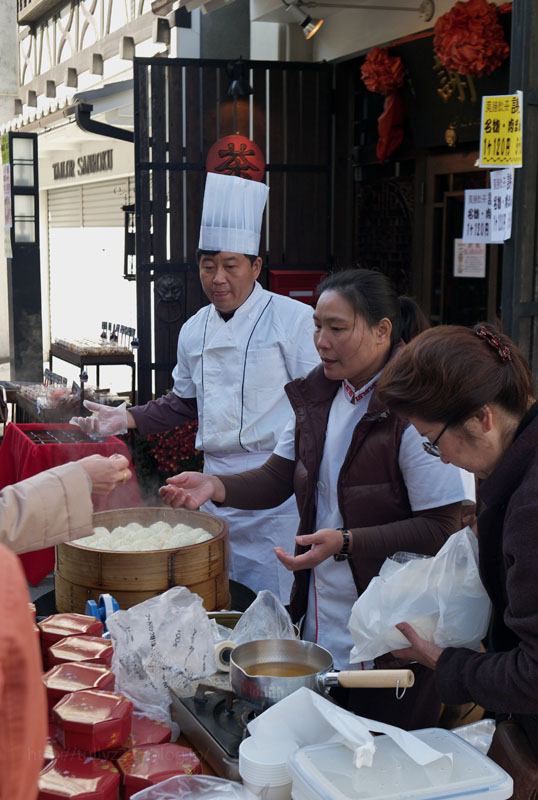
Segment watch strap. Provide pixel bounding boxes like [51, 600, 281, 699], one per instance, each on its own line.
[334, 528, 350, 561]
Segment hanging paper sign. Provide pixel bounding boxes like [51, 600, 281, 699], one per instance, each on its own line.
[1, 134, 9, 166]
[206, 135, 265, 181]
[4, 226, 12, 258]
[479, 92, 522, 168]
[490, 167, 513, 242]
[453, 240, 486, 278]
[462, 189, 492, 243]
[3, 164, 11, 228]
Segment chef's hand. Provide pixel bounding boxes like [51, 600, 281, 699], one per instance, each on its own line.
[274, 528, 346, 571]
[159, 472, 225, 509]
[78, 453, 132, 495]
[70, 401, 134, 437]
[390, 622, 443, 671]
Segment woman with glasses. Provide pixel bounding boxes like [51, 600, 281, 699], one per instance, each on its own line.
[376, 323, 538, 762]
[160, 269, 475, 728]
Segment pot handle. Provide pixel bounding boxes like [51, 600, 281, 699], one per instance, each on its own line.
[336, 669, 415, 689]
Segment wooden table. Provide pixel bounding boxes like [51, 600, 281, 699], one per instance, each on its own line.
[50, 342, 136, 406]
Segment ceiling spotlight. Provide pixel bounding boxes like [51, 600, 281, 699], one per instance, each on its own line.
[226, 58, 253, 97]
[283, 0, 324, 39]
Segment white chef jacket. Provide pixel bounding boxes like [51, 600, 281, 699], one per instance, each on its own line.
[274, 377, 476, 668]
[172, 282, 320, 600]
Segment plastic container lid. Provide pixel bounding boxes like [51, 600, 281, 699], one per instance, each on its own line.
[288, 728, 513, 800]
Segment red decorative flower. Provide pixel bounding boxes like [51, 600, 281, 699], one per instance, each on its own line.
[360, 47, 405, 95]
[146, 420, 203, 477]
[434, 0, 510, 77]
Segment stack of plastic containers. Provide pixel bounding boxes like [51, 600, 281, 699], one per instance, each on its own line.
[239, 736, 295, 799]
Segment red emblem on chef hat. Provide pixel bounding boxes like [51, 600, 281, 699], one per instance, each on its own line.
[206, 135, 265, 182]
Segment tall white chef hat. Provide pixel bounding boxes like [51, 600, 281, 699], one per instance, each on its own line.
[199, 172, 269, 256]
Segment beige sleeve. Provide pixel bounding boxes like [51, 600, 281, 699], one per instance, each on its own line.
[0, 462, 94, 554]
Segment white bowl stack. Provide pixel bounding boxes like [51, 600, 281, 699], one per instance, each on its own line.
[239, 736, 295, 800]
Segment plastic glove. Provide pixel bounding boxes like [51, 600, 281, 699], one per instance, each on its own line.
[70, 400, 128, 436]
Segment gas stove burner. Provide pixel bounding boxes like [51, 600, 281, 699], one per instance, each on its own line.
[238, 707, 258, 731]
[170, 683, 256, 781]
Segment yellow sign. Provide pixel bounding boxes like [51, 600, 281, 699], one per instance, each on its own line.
[1, 134, 8, 166]
[479, 92, 522, 168]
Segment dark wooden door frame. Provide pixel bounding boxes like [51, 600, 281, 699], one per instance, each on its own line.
[414, 150, 499, 325]
[133, 56, 333, 403]
[502, 0, 538, 376]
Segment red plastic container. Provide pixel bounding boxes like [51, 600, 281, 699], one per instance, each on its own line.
[38, 755, 120, 799]
[48, 636, 113, 669]
[117, 743, 202, 799]
[53, 689, 133, 754]
[44, 662, 115, 714]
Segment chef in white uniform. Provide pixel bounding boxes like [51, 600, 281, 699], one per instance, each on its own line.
[73, 173, 320, 601]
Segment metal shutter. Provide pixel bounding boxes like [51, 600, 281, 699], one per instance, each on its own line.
[48, 177, 135, 228]
[48, 186, 83, 227]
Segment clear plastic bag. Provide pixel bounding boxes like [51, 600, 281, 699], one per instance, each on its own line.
[107, 587, 219, 738]
[219, 590, 296, 646]
[131, 774, 257, 800]
[453, 718, 496, 755]
[348, 528, 492, 662]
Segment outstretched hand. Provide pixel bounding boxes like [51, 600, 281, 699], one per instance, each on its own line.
[274, 528, 344, 571]
[159, 472, 225, 509]
[391, 622, 443, 670]
[70, 400, 128, 437]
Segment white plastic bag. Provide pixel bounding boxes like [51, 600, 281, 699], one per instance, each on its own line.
[348, 528, 492, 662]
[131, 775, 257, 800]
[107, 586, 219, 738]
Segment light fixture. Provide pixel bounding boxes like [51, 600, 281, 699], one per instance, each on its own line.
[299, 0, 434, 22]
[227, 58, 253, 97]
[282, 0, 324, 39]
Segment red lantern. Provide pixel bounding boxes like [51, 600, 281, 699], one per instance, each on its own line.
[206, 135, 265, 181]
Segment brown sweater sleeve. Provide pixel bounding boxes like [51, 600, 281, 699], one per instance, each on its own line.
[350, 502, 463, 562]
[217, 454, 295, 510]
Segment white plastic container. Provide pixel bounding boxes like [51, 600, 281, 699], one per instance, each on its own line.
[288, 728, 513, 800]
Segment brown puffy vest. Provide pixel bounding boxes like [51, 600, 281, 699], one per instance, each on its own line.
[285, 363, 411, 623]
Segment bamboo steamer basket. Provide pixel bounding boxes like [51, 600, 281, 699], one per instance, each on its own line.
[55, 507, 230, 613]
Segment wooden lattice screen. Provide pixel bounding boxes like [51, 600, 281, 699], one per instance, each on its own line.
[134, 56, 332, 402]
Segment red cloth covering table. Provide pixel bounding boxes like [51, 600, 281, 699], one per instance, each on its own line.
[0, 422, 141, 585]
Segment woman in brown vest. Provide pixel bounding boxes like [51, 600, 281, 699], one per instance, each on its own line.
[161, 269, 475, 728]
[376, 323, 538, 774]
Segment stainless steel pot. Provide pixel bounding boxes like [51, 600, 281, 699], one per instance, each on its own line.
[230, 639, 414, 710]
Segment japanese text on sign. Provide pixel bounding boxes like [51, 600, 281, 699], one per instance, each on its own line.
[479, 93, 522, 168]
[454, 240, 486, 278]
[463, 190, 492, 243]
[490, 167, 513, 242]
[462, 169, 513, 245]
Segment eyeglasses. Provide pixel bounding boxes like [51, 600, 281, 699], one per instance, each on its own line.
[422, 421, 451, 457]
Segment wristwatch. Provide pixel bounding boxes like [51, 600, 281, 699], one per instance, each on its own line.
[334, 528, 351, 561]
